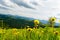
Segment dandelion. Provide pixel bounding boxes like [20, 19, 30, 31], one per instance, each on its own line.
[54, 31, 59, 35]
[12, 28, 17, 32]
[49, 17, 56, 27]
[34, 20, 40, 28]
[27, 28, 33, 31]
[14, 32, 19, 35]
[34, 20, 40, 25]
[12, 31, 20, 40]
[12, 31, 19, 35]
[12, 28, 19, 35]
[53, 31, 59, 40]
[50, 17, 56, 22]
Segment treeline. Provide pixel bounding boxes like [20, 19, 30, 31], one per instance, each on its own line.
[0, 14, 58, 29]
[0, 14, 36, 28]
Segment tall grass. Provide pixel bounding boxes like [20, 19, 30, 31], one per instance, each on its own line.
[0, 27, 60, 40]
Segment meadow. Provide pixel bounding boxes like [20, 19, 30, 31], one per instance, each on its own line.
[0, 17, 59, 40]
[0, 27, 60, 40]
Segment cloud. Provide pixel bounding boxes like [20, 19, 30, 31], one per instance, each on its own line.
[0, 6, 9, 10]
[11, 0, 35, 9]
[0, 0, 38, 9]
[31, 2, 38, 5]
[0, 0, 60, 22]
[0, 0, 40, 10]
[0, 0, 12, 8]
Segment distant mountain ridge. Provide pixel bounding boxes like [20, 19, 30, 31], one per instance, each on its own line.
[0, 14, 35, 28]
[0, 14, 59, 28]
[0, 14, 59, 24]
[0, 14, 34, 20]
[0, 14, 48, 24]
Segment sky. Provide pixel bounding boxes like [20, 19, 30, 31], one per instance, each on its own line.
[0, 0, 60, 22]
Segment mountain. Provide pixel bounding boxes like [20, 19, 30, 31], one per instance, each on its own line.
[0, 14, 34, 20]
[0, 14, 35, 28]
[0, 14, 59, 28]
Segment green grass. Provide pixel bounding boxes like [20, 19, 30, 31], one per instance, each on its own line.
[0, 27, 60, 40]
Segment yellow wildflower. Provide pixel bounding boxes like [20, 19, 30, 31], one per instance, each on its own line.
[12, 28, 17, 31]
[49, 17, 56, 22]
[34, 20, 40, 25]
[15, 32, 19, 35]
[12, 31, 19, 35]
[27, 28, 33, 31]
[54, 31, 59, 35]
[12, 28, 19, 35]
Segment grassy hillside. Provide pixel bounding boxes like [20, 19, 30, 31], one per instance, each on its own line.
[0, 27, 60, 40]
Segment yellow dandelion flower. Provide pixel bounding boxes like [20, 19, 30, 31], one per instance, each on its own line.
[49, 17, 56, 22]
[16, 32, 19, 35]
[12, 28, 17, 32]
[12, 28, 18, 35]
[54, 31, 59, 35]
[27, 28, 33, 31]
[13, 31, 19, 35]
[34, 20, 40, 25]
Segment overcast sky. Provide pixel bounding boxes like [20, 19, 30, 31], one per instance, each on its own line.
[0, 0, 60, 22]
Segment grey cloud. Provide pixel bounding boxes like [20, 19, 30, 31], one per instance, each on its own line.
[0, 6, 10, 10]
[11, 0, 35, 9]
[0, 0, 12, 8]
[0, 0, 36, 10]
[31, 2, 38, 5]
[32, 3, 38, 5]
